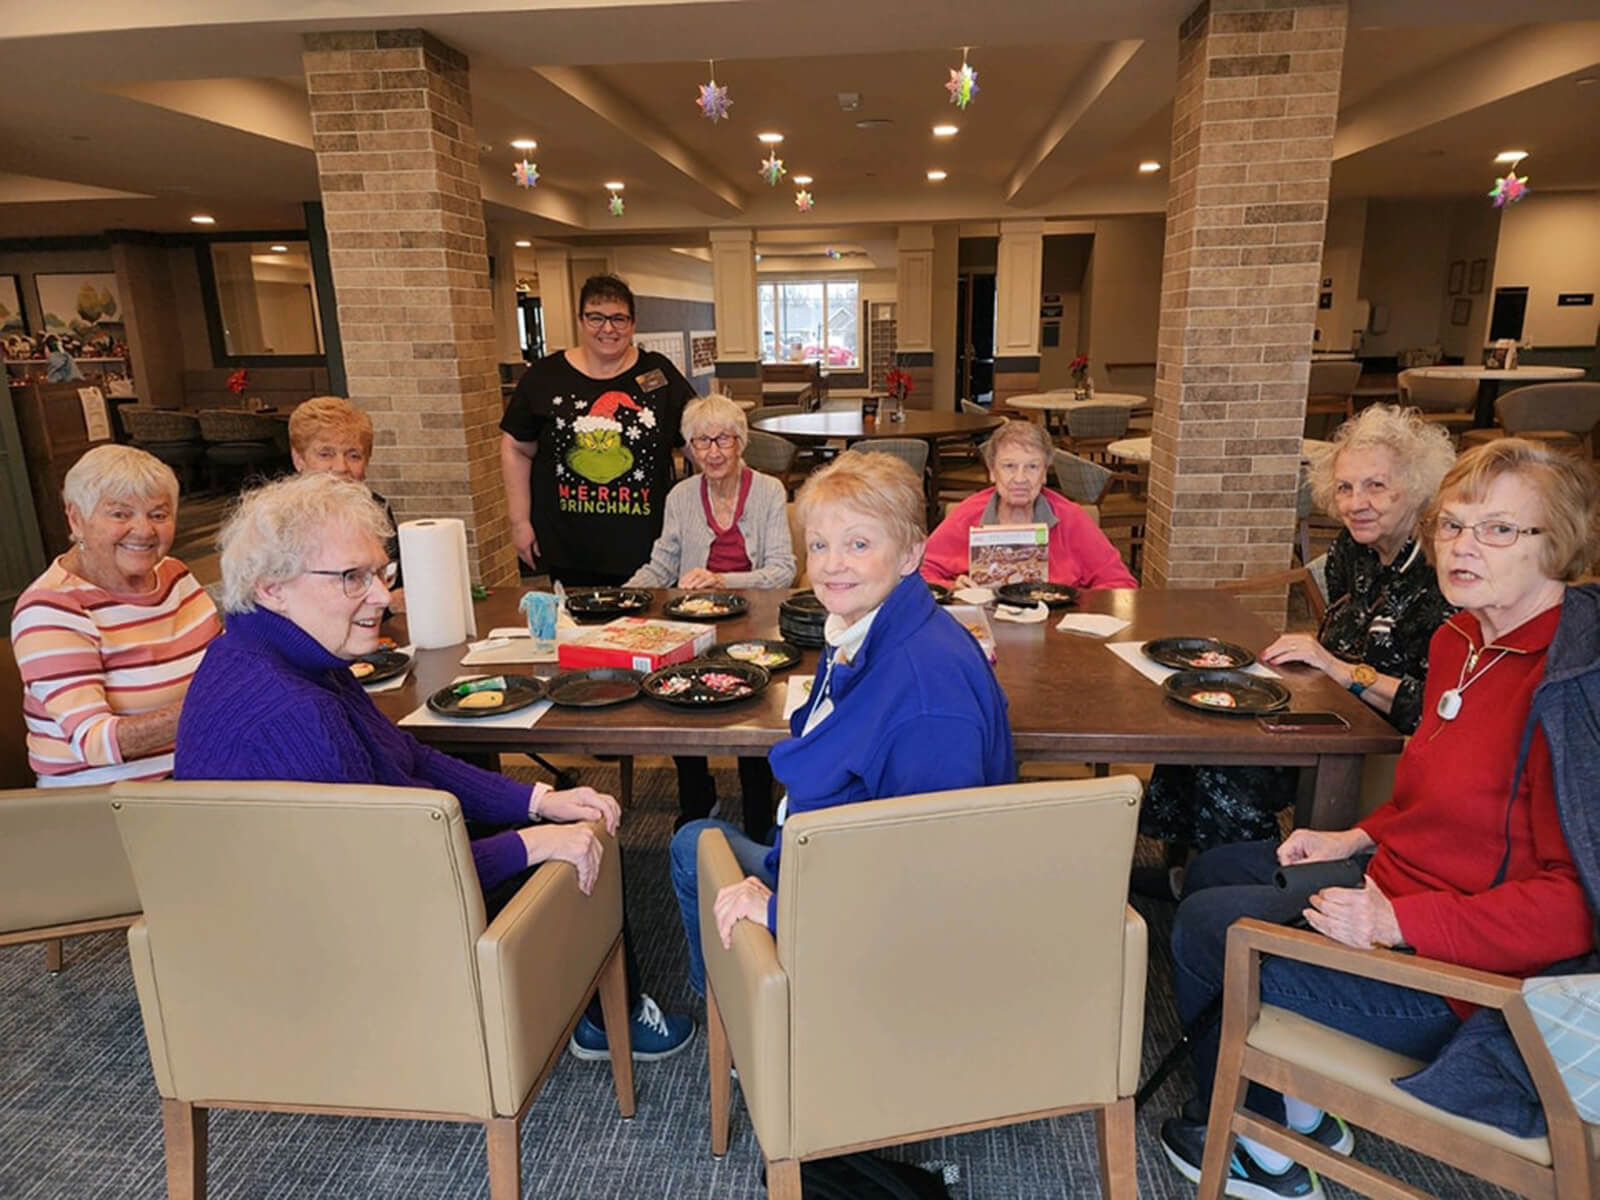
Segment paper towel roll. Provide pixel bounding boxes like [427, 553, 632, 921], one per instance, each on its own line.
[398, 518, 478, 648]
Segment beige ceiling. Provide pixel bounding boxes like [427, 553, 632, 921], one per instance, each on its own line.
[0, 2, 1596, 243]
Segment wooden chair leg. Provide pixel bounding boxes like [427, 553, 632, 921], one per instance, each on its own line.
[1197, 1023, 1252, 1199]
[45, 938, 63, 973]
[766, 1158, 803, 1199]
[160, 1098, 208, 1200]
[707, 982, 732, 1156]
[1094, 1097, 1136, 1200]
[485, 1116, 521, 1200]
[596, 939, 635, 1118]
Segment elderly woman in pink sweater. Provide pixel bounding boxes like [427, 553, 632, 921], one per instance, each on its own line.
[921, 419, 1136, 590]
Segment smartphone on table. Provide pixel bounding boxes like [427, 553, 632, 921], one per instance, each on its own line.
[1257, 711, 1349, 732]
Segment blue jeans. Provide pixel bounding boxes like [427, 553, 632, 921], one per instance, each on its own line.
[1172, 840, 1461, 1122]
[670, 819, 777, 996]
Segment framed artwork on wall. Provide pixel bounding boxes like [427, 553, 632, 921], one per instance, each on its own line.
[1468, 259, 1488, 295]
[0, 274, 26, 335]
[1447, 260, 1466, 295]
[1451, 298, 1472, 327]
[33, 273, 128, 357]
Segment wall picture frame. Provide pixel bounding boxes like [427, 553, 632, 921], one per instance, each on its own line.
[1447, 260, 1466, 295]
[33, 272, 128, 356]
[1450, 297, 1472, 327]
[0, 273, 26, 335]
[1468, 259, 1488, 295]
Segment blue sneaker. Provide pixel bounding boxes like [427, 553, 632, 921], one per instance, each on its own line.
[569, 994, 696, 1062]
[1160, 1109, 1325, 1200]
[1293, 1111, 1354, 1156]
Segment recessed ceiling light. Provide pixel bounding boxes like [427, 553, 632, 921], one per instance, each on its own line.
[1494, 150, 1528, 164]
[855, 118, 893, 130]
[190, 214, 216, 225]
[1577, 76, 1598, 86]
[511, 138, 537, 150]
[757, 132, 784, 144]
[1138, 160, 1162, 173]
[793, 175, 813, 185]
[926, 169, 947, 182]
[515, 239, 532, 248]
[603, 181, 625, 191]
[269, 244, 289, 253]
[932, 124, 958, 137]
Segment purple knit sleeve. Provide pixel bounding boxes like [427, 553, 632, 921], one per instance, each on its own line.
[471, 830, 531, 892]
[408, 739, 533, 827]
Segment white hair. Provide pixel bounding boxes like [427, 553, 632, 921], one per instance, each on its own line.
[61, 444, 179, 518]
[1309, 403, 1456, 526]
[218, 472, 392, 614]
[681, 393, 749, 446]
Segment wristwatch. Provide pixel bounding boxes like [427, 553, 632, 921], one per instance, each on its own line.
[1348, 663, 1379, 696]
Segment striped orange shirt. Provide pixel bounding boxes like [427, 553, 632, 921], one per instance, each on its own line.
[11, 556, 221, 786]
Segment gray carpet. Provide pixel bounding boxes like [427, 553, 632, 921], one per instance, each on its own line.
[1, 762, 1513, 1199]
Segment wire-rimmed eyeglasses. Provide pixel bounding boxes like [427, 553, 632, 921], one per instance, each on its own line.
[1431, 517, 1544, 548]
[306, 561, 398, 597]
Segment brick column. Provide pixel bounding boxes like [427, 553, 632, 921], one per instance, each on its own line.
[301, 30, 516, 586]
[1145, 0, 1346, 610]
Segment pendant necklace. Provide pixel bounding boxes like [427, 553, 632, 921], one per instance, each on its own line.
[1436, 645, 1511, 721]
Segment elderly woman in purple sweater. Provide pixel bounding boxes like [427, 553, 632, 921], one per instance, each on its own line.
[174, 471, 692, 1062]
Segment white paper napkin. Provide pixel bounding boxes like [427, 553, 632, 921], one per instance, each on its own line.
[782, 675, 815, 720]
[993, 602, 1049, 624]
[460, 636, 553, 666]
[952, 586, 995, 605]
[1105, 640, 1280, 687]
[360, 644, 415, 692]
[1055, 613, 1131, 638]
[398, 675, 553, 730]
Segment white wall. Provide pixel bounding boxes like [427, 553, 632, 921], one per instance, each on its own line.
[1080, 214, 1164, 393]
[1038, 234, 1091, 387]
[1315, 198, 1366, 351]
[609, 246, 713, 302]
[1438, 198, 1500, 362]
[1490, 190, 1600, 349]
[1356, 199, 1451, 357]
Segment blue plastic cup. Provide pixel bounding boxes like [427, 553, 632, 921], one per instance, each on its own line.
[518, 591, 559, 655]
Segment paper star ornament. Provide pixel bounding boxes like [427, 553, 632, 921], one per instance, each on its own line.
[947, 62, 979, 109]
[794, 188, 813, 212]
[513, 159, 539, 189]
[607, 191, 625, 217]
[824, 248, 842, 261]
[697, 78, 732, 123]
[1489, 170, 1529, 208]
[760, 152, 786, 186]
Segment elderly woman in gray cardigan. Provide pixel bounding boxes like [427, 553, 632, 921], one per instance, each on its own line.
[627, 392, 796, 833]
[625, 393, 795, 592]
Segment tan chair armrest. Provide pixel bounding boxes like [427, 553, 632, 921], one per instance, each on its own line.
[476, 824, 622, 1117]
[1119, 905, 1147, 1095]
[698, 828, 792, 1158]
[0, 786, 137, 934]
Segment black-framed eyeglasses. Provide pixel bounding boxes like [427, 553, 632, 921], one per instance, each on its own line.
[689, 433, 739, 451]
[306, 561, 398, 597]
[581, 311, 634, 330]
[1431, 517, 1544, 548]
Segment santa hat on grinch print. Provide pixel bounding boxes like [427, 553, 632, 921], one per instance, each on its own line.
[567, 390, 645, 485]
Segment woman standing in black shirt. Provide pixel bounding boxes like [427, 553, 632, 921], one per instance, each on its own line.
[499, 274, 696, 585]
[1136, 405, 1458, 894]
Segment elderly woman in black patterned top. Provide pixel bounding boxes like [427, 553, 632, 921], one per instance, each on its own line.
[1136, 404, 1459, 897]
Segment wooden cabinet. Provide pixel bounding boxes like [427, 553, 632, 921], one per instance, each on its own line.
[11, 380, 114, 557]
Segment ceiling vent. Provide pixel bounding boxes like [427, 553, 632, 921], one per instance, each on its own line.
[854, 117, 893, 130]
[837, 92, 860, 111]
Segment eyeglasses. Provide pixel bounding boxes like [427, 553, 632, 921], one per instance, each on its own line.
[689, 433, 739, 451]
[306, 561, 398, 597]
[581, 311, 634, 330]
[1432, 517, 1545, 548]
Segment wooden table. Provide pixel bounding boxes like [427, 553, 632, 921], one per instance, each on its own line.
[752, 408, 1003, 498]
[376, 587, 1404, 830]
[1006, 391, 1150, 414]
[1408, 365, 1585, 428]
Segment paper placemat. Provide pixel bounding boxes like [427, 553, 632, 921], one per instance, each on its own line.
[1105, 640, 1280, 687]
[362, 644, 415, 692]
[782, 675, 815, 720]
[398, 675, 553, 730]
[1056, 612, 1131, 638]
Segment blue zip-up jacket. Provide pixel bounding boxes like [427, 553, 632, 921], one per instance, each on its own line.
[762, 572, 1015, 930]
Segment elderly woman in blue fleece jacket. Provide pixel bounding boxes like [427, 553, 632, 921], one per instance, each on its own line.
[174, 471, 694, 1063]
[670, 450, 1015, 995]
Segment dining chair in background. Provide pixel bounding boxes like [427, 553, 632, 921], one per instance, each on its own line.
[112, 778, 635, 1200]
[1063, 404, 1131, 462]
[1397, 368, 1476, 443]
[1304, 361, 1363, 439]
[696, 775, 1148, 1199]
[743, 429, 802, 496]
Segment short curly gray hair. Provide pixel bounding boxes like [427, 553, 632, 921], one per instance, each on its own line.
[218, 472, 393, 614]
[980, 419, 1055, 469]
[1309, 404, 1456, 528]
[61, 444, 179, 518]
[681, 393, 749, 448]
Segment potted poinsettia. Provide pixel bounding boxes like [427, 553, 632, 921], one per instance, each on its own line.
[883, 367, 912, 422]
[1068, 353, 1092, 399]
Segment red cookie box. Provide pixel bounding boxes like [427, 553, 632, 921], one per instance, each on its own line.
[556, 617, 716, 673]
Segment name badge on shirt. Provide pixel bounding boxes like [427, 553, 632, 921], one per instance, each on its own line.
[635, 368, 668, 392]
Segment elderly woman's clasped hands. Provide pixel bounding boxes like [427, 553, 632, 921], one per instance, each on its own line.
[524, 782, 622, 896]
[1274, 826, 1402, 950]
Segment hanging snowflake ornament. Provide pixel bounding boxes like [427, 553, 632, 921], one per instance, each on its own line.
[760, 152, 786, 187]
[513, 159, 539, 189]
[794, 188, 814, 213]
[825, 248, 842, 261]
[607, 190, 625, 217]
[946, 48, 979, 110]
[696, 60, 732, 124]
[1489, 170, 1529, 208]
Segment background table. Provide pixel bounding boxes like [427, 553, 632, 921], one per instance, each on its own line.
[1006, 391, 1150, 414]
[752, 408, 1003, 496]
[378, 586, 1404, 830]
[1409, 364, 1585, 428]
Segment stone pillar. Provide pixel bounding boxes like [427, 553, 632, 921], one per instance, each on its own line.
[489, 227, 522, 364]
[710, 229, 761, 407]
[301, 29, 516, 586]
[994, 219, 1045, 411]
[895, 224, 935, 409]
[533, 246, 575, 353]
[1145, 0, 1347, 608]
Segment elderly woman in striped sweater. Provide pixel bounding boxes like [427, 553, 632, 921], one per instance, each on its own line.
[10, 444, 221, 786]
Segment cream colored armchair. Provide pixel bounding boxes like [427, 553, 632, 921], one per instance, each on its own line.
[698, 775, 1146, 1198]
[111, 779, 633, 1200]
[0, 785, 139, 972]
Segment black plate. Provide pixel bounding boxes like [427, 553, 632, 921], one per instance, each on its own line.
[781, 590, 827, 614]
[564, 587, 652, 622]
[1163, 670, 1290, 716]
[708, 638, 803, 673]
[426, 674, 546, 718]
[996, 581, 1078, 609]
[662, 591, 749, 621]
[927, 581, 953, 604]
[544, 667, 643, 708]
[349, 649, 411, 686]
[1143, 637, 1256, 671]
[642, 660, 770, 707]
